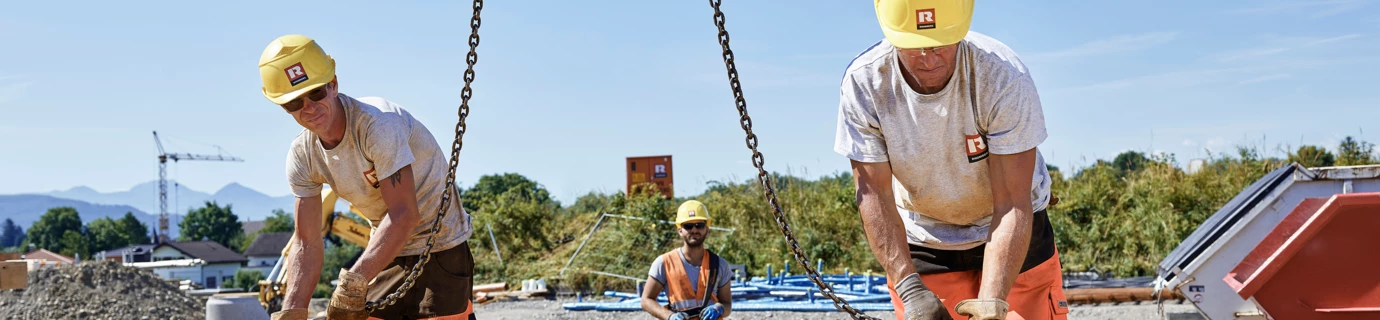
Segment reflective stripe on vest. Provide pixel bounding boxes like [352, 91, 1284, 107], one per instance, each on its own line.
[661, 249, 717, 312]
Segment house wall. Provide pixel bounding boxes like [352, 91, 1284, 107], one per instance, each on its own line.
[202, 263, 242, 288]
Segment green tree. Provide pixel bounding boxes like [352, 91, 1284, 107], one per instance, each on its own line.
[25, 207, 84, 254]
[1, 218, 24, 248]
[227, 269, 266, 292]
[460, 173, 556, 214]
[179, 201, 244, 251]
[1337, 136, 1376, 166]
[1112, 151, 1150, 175]
[1289, 145, 1336, 168]
[59, 230, 90, 258]
[119, 212, 151, 245]
[87, 217, 128, 253]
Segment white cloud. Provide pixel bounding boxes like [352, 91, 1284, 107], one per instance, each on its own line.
[1215, 34, 1364, 62]
[1183, 140, 1198, 146]
[1030, 32, 1179, 60]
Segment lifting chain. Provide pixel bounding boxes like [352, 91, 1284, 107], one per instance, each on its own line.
[705, 1, 882, 319]
[364, 0, 483, 312]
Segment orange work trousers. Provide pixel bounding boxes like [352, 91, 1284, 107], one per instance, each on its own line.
[888, 251, 1069, 320]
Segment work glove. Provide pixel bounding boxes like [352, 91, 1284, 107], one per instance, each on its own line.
[326, 269, 369, 320]
[667, 311, 691, 320]
[270, 308, 309, 320]
[699, 303, 725, 320]
[955, 298, 1010, 320]
[896, 273, 954, 320]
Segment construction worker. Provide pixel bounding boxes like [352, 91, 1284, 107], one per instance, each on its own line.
[258, 34, 476, 320]
[835, 1, 1066, 320]
[640, 200, 733, 320]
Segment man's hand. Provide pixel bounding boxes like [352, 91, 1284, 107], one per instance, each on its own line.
[700, 303, 725, 320]
[270, 308, 309, 320]
[956, 298, 1010, 320]
[896, 273, 954, 320]
[667, 312, 691, 320]
[326, 269, 369, 320]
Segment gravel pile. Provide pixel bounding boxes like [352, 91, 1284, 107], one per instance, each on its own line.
[0, 260, 204, 320]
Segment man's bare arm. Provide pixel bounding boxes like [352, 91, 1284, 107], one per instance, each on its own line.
[716, 279, 733, 318]
[351, 165, 422, 280]
[640, 278, 674, 320]
[979, 148, 1037, 300]
[851, 160, 918, 284]
[284, 194, 325, 310]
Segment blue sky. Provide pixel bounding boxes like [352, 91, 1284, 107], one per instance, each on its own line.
[2, 1, 1377, 205]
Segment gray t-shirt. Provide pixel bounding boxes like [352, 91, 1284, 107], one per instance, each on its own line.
[834, 31, 1052, 251]
[648, 250, 732, 294]
[287, 93, 472, 256]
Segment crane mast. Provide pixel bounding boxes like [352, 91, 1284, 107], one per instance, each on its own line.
[152, 131, 243, 243]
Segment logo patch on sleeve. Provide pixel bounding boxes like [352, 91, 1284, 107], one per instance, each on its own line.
[965, 134, 989, 163]
[916, 9, 936, 30]
[363, 168, 380, 188]
[284, 62, 309, 86]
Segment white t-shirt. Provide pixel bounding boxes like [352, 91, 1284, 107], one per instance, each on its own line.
[834, 32, 1052, 250]
[287, 93, 472, 256]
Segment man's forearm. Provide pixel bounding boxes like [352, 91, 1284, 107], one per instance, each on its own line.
[350, 212, 418, 280]
[978, 207, 1032, 300]
[859, 198, 917, 283]
[284, 237, 324, 310]
[641, 298, 673, 320]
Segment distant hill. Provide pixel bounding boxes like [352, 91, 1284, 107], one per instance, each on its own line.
[41, 180, 296, 221]
[0, 194, 181, 238]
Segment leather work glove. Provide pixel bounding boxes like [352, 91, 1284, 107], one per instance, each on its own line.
[326, 269, 369, 320]
[955, 298, 1011, 320]
[667, 311, 691, 320]
[699, 303, 725, 320]
[896, 273, 954, 320]
[270, 308, 309, 320]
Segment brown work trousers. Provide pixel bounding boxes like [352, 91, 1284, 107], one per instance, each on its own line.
[367, 242, 476, 320]
[888, 210, 1070, 320]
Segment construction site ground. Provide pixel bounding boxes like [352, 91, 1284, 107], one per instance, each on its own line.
[301, 297, 1208, 320]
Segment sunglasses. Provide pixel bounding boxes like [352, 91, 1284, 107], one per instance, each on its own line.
[681, 222, 707, 231]
[280, 84, 330, 112]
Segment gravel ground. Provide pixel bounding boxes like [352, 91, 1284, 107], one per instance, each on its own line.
[468, 298, 1207, 320]
[0, 261, 205, 320]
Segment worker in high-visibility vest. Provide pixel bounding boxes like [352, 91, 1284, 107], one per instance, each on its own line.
[258, 34, 477, 320]
[836, 1, 1069, 319]
[640, 200, 732, 320]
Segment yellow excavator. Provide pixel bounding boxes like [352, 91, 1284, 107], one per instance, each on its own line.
[257, 188, 371, 312]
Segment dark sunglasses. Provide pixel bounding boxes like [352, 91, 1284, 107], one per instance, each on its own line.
[281, 84, 330, 112]
[681, 222, 707, 230]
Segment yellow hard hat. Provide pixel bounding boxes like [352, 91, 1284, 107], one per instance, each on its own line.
[874, 0, 973, 49]
[258, 34, 336, 105]
[675, 200, 711, 227]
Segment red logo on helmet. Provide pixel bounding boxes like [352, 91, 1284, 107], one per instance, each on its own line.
[965, 134, 988, 163]
[916, 9, 936, 30]
[285, 62, 309, 86]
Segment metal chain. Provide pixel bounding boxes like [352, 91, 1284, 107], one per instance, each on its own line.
[705, 1, 881, 319]
[364, 0, 482, 312]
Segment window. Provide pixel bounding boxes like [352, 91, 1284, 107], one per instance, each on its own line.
[631, 162, 637, 171]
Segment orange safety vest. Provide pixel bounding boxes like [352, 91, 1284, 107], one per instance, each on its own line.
[660, 248, 720, 312]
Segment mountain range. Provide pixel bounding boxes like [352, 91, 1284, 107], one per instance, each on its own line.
[1, 180, 299, 232]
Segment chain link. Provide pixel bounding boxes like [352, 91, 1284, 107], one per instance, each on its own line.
[364, 0, 482, 312]
[705, 1, 881, 319]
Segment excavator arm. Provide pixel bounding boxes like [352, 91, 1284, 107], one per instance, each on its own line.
[258, 188, 373, 312]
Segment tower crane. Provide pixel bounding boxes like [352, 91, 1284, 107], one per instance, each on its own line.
[152, 131, 243, 243]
